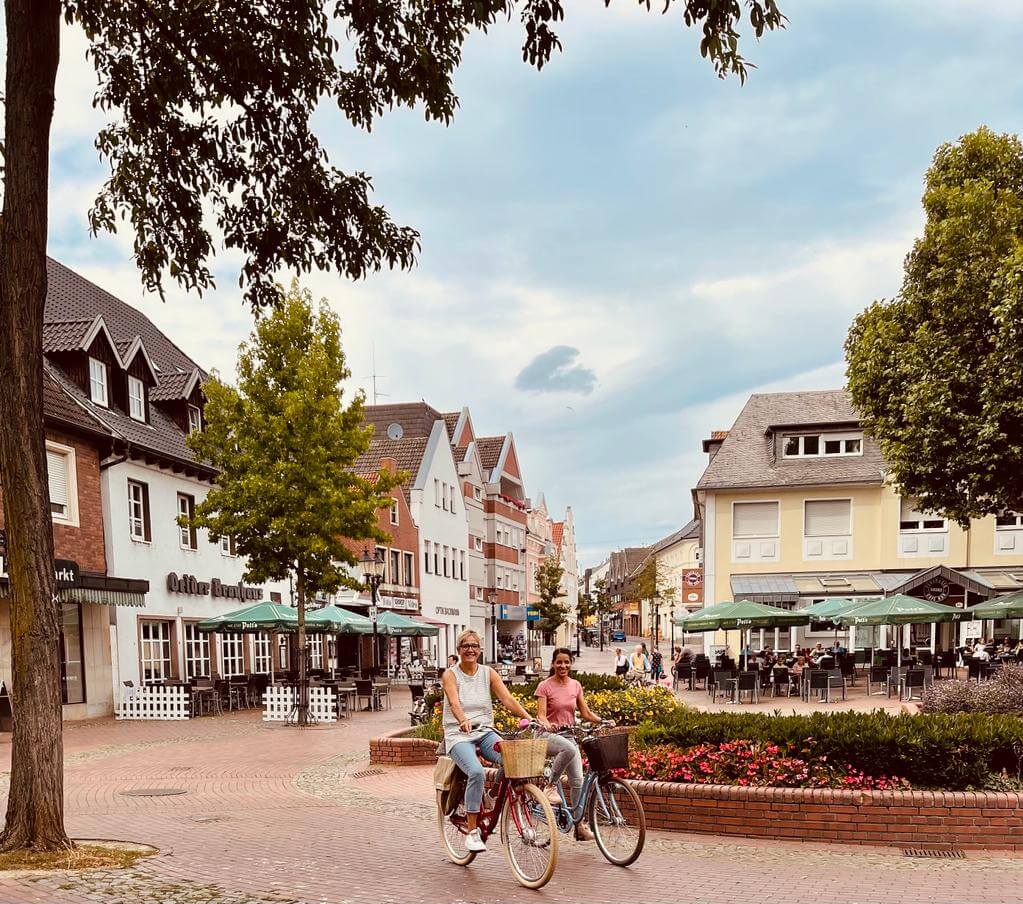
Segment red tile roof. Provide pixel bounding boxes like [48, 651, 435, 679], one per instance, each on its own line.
[476, 436, 505, 471]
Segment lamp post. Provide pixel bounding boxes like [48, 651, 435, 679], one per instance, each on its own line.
[651, 589, 661, 651]
[488, 590, 498, 664]
[670, 604, 676, 652]
[361, 547, 385, 677]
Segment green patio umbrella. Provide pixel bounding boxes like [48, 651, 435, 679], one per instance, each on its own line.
[307, 604, 374, 634]
[833, 594, 966, 666]
[374, 609, 440, 637]
[674, 600, 809, 668]
[968, 589, 1023, 620]
[801, 598, 858, 621]
[196, 601, 303, 634]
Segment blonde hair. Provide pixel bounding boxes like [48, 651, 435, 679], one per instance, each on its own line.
[455, 628, 482, 650]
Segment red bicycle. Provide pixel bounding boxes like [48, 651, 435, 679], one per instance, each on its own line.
[437, 723, 559, 889]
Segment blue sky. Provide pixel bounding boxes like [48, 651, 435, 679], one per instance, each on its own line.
[23, 0, 1023, 566]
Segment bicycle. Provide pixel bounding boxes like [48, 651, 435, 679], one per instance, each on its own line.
[541, 721, 646, 866]
[437, 721, 559, 889]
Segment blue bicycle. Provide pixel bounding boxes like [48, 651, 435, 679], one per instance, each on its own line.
[541, 721, 646, 866]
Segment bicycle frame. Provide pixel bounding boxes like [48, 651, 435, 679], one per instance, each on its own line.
[448, 772, 538, 843]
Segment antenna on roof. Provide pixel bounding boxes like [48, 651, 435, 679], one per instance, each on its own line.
[364, 343, 388, 406]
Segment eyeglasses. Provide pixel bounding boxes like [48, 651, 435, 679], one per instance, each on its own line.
[459, 644, 481, 651]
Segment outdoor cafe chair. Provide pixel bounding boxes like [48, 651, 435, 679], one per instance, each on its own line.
[709, 670, 735, 703]
[967, 659, 984, 682]
[354, 678, 379, 711]
[839, 656, 856, 686]
[807, 670, 833, 703]
[691, 662, 710, 691]
[374, 678, 392, 710]
[735, 671, 759, 704]
[771, 667, 793, 697]
[901, 668, 926, 701]
[886, 666, 909, 698]
[826, 669, 847, 701]
[866, 666, 889, 696]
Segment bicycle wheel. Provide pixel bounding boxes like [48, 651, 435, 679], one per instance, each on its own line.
[437, 790, 476, 866]
[500, 782, 558, 889]
[588, 776, 645, 866]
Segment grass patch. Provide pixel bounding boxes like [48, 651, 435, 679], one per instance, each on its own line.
[0, 841, 155, 872]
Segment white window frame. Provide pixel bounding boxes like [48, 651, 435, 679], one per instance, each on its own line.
[177, 493, 197, 550]
[88, 357, 108, 407]
[403, 552, 414, 587]
[996, 511, 1023, 530]
[389, 500, 399, 525]
[802, 498, 852, 538]
[731, 500, 780, 539]
[45, 441, 79, 527]
[424, 540, 432, 574]
[782, 431, 863, 459]
[220, 632, 245, 677]
[220, 534, 237, 557]
[253, 633, 273, 674]
[127, 375, 146, 421]
[187, 404, 202, 433]
[474, 536, 483, 552]
[184, 622, 211, 679]
[899, 497, 947, 532]
[434, 479, 441, 507]
[127, 479, 149, 542]
[140, 620, 172, 682]
[473, 486, 482, 502]
[307, 634, 323, 669]
[459, 550, 465, 581]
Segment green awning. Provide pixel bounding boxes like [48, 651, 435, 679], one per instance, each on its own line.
[375, 609, 440, 636]
[968, 589, 1023, 620]
[833, 594, 966, 627]
[673, 599, 809, 632]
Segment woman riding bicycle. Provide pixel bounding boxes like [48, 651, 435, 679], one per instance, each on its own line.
[534, 647, 608, 841]
[442, 629, 531, 853]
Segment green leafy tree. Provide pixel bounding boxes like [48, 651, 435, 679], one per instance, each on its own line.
[846, 127, 1023, 525]
[536, 555, 568, 637]
[186, 281, 400, 724]
[1, 0, 783, 854]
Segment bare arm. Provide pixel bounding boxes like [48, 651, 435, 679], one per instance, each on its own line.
[489, 669, 530, 720]
[442, 669, 471, 732]
[534, 693, 553, 731]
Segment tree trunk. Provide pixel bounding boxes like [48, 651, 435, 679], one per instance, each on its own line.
[295, 570, 307, 726]
[0, 0, 68, 853]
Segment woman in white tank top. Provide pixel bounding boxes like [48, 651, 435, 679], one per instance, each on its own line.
[441, 628, 531, 852]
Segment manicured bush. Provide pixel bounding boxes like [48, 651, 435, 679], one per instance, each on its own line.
[922, 665, 1023, 714]
[633, 708, 1023, 790]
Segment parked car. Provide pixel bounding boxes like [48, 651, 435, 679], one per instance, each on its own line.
[611, 629, 627, 642]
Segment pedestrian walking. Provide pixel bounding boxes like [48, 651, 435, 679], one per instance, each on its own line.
[650, 647, 664, 681]
[613, 647, 629, 676]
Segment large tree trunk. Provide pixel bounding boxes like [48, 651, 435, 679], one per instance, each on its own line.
[0, 0, 68, 852]
[295, 570, 307, 726]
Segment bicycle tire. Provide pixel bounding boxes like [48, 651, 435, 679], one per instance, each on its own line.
[588, 776, 645, 866]
[436, 790, 477, 866]
[500, 782, 558, 889]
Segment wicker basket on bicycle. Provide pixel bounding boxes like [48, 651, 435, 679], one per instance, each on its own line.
[500, 738, 549, 779]
[582, 731, 629, 772]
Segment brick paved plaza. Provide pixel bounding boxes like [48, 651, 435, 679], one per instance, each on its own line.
[0, 683, 1022, 904]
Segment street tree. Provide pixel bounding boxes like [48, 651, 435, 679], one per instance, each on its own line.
[846, 127, 1023, 525]
[1, 0, 784, 853]
[185, 281, 400, 725]
[535, 555, 568, 639]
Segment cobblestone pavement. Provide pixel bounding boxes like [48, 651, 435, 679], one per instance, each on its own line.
[1, 690, 1023, 903]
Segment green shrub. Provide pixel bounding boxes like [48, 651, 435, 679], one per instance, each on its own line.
[922, 665, 1023, 714]
[410, 720, 442, 742]
[633, 708, 1023, 790]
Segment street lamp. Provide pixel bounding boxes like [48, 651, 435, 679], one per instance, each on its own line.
[488, 590, 498, 664]
[651, 589, 661, 651]
[670, 604, 677, 652]
[361, 547, 385, 677]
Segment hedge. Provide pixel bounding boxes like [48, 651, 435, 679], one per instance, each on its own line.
[633, 708, 1023, 790]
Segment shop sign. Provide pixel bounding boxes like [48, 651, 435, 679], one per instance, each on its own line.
[379, 594, 418, 612]
[526, 606, 540, 622]
[498, 604, 527, 621]
[0, 554, 79, 588]
[166, 572, 262, 601]
[922, 577, 951, 603]
[435, 605, 461, 617]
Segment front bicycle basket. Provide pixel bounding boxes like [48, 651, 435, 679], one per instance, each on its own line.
[582, 731, 629, 772]
[500, 738, 548, 779]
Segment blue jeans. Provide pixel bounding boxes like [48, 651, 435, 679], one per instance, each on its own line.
[448, 731, 503, 814]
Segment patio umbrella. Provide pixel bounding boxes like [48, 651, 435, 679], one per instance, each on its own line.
[674, 600, 809, 669]
[374, 610, 440, 636]
[833, 594, 965, 666]
[307, 604, 374, 634]
[801, 597, 860, 650]
[968, 589, 1023, 620]
[196, 601, 303, 634]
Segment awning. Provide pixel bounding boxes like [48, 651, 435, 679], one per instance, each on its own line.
[0, 573, 148, 607]
[730, 574, 798, 604]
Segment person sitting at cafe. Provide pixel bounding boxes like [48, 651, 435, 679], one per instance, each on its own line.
[790, 656, 807, 676]
[973, 643, 991, 662]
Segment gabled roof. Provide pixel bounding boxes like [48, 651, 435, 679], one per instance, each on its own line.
[42, 319, 94, 353]
[476, 436, 506, 472]
[149, 368, 201, 402]
[119, 335, 160, 383]
[551, 522, 564, 550]
[695, 390, 886, 491]
[651, 518, 701, 554]
[43, 370, 112, 440]
[354, 436, 430, 504]
[441, 411, 460, 440]
[362, 402, 445, 441]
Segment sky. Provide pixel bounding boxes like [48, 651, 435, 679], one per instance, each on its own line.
[16, 0, 1023, 568]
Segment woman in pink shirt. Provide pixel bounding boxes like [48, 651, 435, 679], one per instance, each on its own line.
[534, 647, 606, 841]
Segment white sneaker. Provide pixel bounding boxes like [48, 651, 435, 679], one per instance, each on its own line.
[465, 829, 487, 852]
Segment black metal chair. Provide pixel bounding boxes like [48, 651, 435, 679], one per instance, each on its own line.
[839, 655, 856, 686]
[807, 670, 832, 703]
[901, 668, 926, 701]
[355, 678, 379, 711]
[771, 667, 792, 697]
[866, 666, 889, 696]
[709, 670, 735, 703]
[735, 671, 759, 704]
[691, 662, 710, 691]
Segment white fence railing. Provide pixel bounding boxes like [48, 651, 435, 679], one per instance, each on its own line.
[116, 686, 190, 720]
[262, 686, 337, 723]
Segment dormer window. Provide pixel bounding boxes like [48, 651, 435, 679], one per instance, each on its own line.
[89, 357, 108, 407]
[783, 431, 862, 458]
[187, 404, 202, 433]
[128, 375, 146, 421]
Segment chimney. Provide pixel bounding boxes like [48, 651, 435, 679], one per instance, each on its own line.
[701, 430, 728, 462]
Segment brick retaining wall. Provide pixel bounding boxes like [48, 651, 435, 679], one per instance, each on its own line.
[369, 730, 439, 766]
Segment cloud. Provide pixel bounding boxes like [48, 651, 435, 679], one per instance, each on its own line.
[514, 346, 597, 395]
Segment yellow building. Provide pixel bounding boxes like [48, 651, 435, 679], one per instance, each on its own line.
[631, 519, 702, 649]
[693, 390, 1023, 655]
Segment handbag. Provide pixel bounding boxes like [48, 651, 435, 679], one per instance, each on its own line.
[433, 754, 457, 791]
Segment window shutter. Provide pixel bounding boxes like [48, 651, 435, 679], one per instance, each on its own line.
[46, 450, 69, 511]
[732, 502, 778, 538]
[804, 500, 851, 537]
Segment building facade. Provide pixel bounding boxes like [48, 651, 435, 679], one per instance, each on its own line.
[694, 389, 1023, 654]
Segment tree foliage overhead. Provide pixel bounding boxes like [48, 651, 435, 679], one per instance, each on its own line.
[845, 127, 1023, 525]
[186, 279, 400, 591]
[535, 554, 568, 634]
[57, 0, 784, 312]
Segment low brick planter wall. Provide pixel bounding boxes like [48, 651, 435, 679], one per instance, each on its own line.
[369, 729, 439, 766]
[629, 781, 1023, 850]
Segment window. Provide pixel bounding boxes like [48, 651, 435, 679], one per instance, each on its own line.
[187, 404, 202, 433]
[496, 573, 503, 589]
[474, 536, 483, 552]
[732, 501, 779, 539]
[443, 546, 449, 577]
[88, 357, 108, 406]
[140, 620, 173, 682]
[900, 497, 946, 531]
[253, 633, 272, 674]
[46, 444, 77, 524]
[433, 545, 439, 574]
[221, 633, 245, 677]
[473, 486, 482, 502]
[59, 602, 85, 705]
[127, 479, 151, 542]
[804, 499, 852, 537]
[375, 545, 387, 581]
[307, 634, 323, 669]
[127, 375, 146, 421]
[475, 586, 484, 601]
[783, 432, 862, 458]
[220, 534, 237, 557]
[389, 500, 399, 525]
[997, 511, 1023, 529]
[269, 591, 282, 603]
[403, 552, 414, 586]
[177, 493, 197, 549]
[435, 479, 441, 507]
[450, 490, 457, 515]
[442, 483, 449, 511]
[184, 623, 211, 678]
[460, 551, 465, 581]
[424, 541, 432, 574]
[390, 549, 400, 585]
